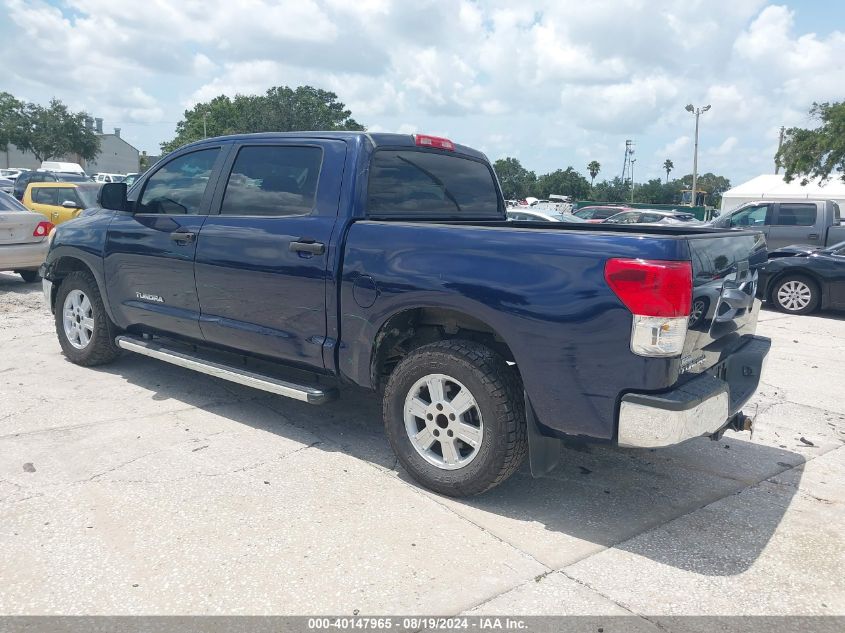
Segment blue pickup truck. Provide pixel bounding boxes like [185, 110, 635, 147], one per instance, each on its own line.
[41, 132, 771, 496]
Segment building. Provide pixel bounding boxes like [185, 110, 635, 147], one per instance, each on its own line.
[1, 117, 140, 175]
[721, 174, 845, 212]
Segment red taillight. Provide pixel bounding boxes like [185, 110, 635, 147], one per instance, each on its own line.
[414, 134, 455, 151]
[604, 259, 692, 318]
[33, 221, 54, 237]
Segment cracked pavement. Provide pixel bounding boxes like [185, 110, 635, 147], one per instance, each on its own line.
[0, 271, 843, 617]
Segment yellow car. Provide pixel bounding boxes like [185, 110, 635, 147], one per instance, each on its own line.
[23, 181, 101, 225]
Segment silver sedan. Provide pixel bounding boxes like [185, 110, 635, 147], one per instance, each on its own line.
[0, 191, 53, 283]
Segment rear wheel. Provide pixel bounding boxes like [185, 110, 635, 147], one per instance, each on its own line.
[772, 275, 820, 315]
[383, 339, 527, 497]
[16, 270, 39, 283]
[54, 271, 122, 366]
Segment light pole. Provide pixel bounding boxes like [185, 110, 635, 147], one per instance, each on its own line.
[630, 158, 636, 203]
[685, 103, 710, 207]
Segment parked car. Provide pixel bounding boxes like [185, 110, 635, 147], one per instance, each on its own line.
[41, 131, 770, 496]
[13, 170, 91, 201]
[23, 182, 102, 226]
[507, 209, 587, 223]
[0, 178, 13, 195]
[573, 205, 633, 222]
[94, 173, 126, 183]
[0, 168, 27, 180]
[123, 173, 140, 187]
[39, 161, 87, 176]
[603, 210, 700, 225]
[757, 240, 845, 314]
[0, 191, 53, 283]
[709, 199, 845, 250]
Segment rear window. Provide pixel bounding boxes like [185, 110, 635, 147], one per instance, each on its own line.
[367, 150, 500, 218]
[0, 191, 28, 211]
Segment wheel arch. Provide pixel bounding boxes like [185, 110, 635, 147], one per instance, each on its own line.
[370, 306, 518, 391]
[766, 267, 827, 307]
[43, 252, 116, 321]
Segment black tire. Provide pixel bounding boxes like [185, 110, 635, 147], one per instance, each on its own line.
[16, 270, 40, 283]
[771, 275, 820, 315]
[383, 339, 527, 497]
[54, 271, 122, 366]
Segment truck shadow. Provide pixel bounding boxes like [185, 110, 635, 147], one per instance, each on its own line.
[95, 355, 805, 578]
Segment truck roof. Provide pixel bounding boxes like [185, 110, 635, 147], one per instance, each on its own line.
[180, 131, 488, 161]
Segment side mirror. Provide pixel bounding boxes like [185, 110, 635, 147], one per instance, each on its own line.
[99, 182, 128, 211]
[61, 200, 78, 209]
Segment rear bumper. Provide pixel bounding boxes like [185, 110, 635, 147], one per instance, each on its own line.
[617, 335, 771, 448]
[0, 241, 48, 271]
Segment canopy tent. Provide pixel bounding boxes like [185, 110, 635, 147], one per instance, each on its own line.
[721, 174, 845, 211]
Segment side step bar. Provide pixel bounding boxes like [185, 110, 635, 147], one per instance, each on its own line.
[115, 335, 337, 404]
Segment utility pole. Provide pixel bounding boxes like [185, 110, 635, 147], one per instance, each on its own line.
[630, 158, 636, 203]
[621, 139, 633, 182]
[685, 104, 711, 207]
[775, 126, 785, 174]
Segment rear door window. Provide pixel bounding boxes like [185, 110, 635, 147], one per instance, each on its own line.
[33, 187, 58, 206]
[220, 145, 323, 217]
[775, 203, 817, 226]
[367, 150, 501, 218]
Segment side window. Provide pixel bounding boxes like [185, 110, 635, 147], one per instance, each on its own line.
[729, 204, 770, 227]
[220, 145, 323, 217]
[33, 188, 57, 205]
[57, 188, 77, 206]
[137, 148, 220, 215]
[776, 203, 817, 226]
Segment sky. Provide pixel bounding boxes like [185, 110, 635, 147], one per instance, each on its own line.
[1, 0, 844, 186]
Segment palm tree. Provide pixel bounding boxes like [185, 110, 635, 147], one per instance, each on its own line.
[663, 159, 674, 183]
[587, 161, 601, 187]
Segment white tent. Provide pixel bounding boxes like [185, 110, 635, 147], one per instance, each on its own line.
[721, 174, 845, 211]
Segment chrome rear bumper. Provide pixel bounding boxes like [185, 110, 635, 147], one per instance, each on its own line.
[617, 336, 771, 448]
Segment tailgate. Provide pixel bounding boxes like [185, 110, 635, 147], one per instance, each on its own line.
[681, 231, 767, 376]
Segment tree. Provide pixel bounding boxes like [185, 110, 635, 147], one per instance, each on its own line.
[663, 159, 674, 183]
[587, 160, 601, 186]
[493, 157, 536, 199]
[162, 85, 364, 153]
[591, 177, 631, 203]
[777, 101, 845, 184]
[633, 178, 664, 204]
[536, 167, 591, 199]
[0, 92, 24, 151]
[2, 96, 99, 163]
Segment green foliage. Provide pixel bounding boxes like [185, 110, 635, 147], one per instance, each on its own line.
[663, 158, 674, 183]
[590, 177, 631, 203]
[633, 178, 664, 204]
[777, 101, 845, 184]
[0, 93, 99, 162]
[162, 85, 364, 153]
[536, 167, 591, 199]
[587, 160, 601, 185]
[493, 157, 536, 199]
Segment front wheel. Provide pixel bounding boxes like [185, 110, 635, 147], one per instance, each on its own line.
[772, 275, 819, 315]
[54, 271, 122, 366]
[383, 340, 527, 497]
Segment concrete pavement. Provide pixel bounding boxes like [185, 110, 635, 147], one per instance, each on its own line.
[0, 271, 843, 617]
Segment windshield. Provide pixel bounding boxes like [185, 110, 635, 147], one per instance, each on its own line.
[76, 185, 101, 208]
[56, 173, 91, 183]
[823, 240, 845, 255]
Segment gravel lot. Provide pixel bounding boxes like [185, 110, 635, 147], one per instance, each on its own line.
[1, 270, 843, 617]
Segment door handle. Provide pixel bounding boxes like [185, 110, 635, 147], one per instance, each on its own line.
[290, 240, 325, 255]
[170, 230, 196, 245]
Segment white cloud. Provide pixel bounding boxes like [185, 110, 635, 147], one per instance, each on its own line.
[0, 0, 841, 185]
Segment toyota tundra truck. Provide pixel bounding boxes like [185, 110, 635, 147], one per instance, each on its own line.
[40, 132, 771, 496]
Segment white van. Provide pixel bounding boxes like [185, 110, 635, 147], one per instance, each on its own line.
[39, 161, 87, 176]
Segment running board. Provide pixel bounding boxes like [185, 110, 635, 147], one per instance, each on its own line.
[115, 335, 337, 404]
